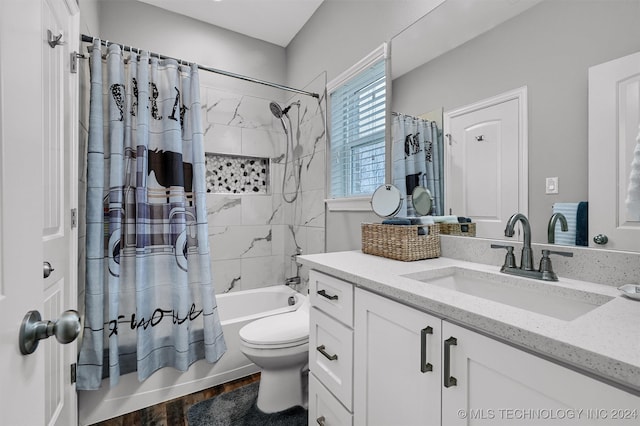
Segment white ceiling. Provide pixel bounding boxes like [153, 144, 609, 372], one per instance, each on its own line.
[137, 0, 325, 47]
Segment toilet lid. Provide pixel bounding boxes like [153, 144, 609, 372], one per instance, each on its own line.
[239, 311, 309, 346]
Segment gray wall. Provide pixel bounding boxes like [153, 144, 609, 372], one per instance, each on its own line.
[93, 0, 286, 99]
[392, 0, 640, 243]
[287, 0, 437, 251]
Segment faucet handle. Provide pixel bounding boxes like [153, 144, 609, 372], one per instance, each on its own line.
[542, 249, 573, 258]
[491, 244, 517, 270]
[539, 249, 573, 281]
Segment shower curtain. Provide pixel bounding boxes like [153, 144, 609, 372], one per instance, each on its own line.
[77, 40, 226, 390]
[391, 113, 444, 216]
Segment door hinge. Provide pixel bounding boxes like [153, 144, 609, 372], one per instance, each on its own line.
[70, 363, 77, 384]
[71, 208, 78, 228]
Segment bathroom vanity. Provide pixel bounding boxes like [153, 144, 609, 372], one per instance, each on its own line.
[301, 251, 640, 425]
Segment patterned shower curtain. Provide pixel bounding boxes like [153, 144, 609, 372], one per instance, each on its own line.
[77, 40, 226, 390]
[391, 113, 444, 216]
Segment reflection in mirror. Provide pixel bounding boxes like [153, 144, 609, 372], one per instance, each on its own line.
[391, 112, 444, 217]
[412, 186, 433, 216]
[390, 0, 640, 249]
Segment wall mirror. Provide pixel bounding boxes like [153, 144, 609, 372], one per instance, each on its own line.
[389, 0, 640, 251]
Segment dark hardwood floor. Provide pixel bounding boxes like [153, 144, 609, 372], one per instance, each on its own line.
[90, 373, 261, 426]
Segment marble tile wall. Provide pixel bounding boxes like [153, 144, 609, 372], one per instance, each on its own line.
[203, 74, 327, 295]
[281, 73, 328, 295]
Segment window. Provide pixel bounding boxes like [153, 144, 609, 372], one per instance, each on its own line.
[328, 45, 387, 199]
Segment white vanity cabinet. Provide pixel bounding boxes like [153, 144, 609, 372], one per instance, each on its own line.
[309, 270, 640, 426]
[442, 321, 640, 426]
[354, 287, 442, 426]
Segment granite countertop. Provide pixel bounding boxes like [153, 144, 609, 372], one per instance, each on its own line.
[298, 250, 640, 394]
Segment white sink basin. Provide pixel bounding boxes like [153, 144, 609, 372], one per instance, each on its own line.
[403, 267, 613, 321]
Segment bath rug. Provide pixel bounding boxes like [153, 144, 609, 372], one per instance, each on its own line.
[187, 381, 307, 426]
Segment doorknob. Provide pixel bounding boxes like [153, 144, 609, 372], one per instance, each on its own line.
[593, 234, 609, 245]
[43, 261, 55, 278]
[19, 310, 81, 355]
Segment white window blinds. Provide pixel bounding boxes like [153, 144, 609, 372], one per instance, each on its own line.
[328, 47, 387, 199]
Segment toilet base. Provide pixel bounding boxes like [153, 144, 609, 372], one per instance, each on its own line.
[256, 367, 305, 413]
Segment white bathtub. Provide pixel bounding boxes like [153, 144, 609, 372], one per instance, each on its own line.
[78, 285, 303, 425]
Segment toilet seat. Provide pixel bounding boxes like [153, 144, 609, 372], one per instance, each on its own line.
[239, 311, 308, 348]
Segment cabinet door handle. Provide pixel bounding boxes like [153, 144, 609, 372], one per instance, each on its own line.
[444, 336, 458, 387]
[420, 326, 433, 373]
[316, 344, 338, 361]
[317, 289, 338, 300]
[316, 415, 326, 425]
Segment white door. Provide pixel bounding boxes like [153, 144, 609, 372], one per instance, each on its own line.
[444, 87, 528, 240]
[0, 1, 80, 425]
[588, 51, 640, 251]
[441, 321, 640, 425]
[354, 288, 442, 426]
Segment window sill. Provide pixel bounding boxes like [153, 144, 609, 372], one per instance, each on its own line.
[325, 197, 372, 212]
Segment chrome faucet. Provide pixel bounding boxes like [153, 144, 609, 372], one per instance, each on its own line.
[547, 212, 568, 244]
[504, 213, 534, 271]
[491, 212, 573, 281]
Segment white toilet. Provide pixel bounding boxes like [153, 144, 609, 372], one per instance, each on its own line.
[239, 295, 310, 413]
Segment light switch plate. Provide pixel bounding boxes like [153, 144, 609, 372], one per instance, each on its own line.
[545, 177, 559, 194]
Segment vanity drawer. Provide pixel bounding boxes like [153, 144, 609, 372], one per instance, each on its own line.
[310, 307, 354, 409]
[309, 270, 354, 327]
[309, 372, 353, 426]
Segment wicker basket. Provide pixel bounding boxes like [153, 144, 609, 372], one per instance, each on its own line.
[361, 223, 441, 261]
[439, 222, 476, 237]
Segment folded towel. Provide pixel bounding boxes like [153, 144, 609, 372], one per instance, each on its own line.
[575, 201, 588, 246]
[382, 218, 412, 225]
[457, 216, 472, 223]
[433, 215, 459, 224]
[552, 203, 578, 246]
[382, 217, 428, 235]
[414, 216, 435, 225]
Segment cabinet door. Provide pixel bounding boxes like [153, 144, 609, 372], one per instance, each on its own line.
[354, 288, 442, 426]
[442, 321, 640, 425]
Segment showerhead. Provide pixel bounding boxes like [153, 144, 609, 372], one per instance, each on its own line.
[270, 101, 288, 134]
[269, 101, 284, 119]
[269, 100, 301, 119]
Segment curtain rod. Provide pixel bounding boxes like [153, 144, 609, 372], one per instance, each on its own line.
[80, 34, 320, 99]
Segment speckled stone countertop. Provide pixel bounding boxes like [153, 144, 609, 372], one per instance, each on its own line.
[298, 250, 640, 394]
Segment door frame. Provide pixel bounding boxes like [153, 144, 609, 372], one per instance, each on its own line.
[443, 86, 529, 221]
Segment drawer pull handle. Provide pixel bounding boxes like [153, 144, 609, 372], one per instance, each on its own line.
[317, 344, 338, 361]
[317, 289, 338, 300]
[444, 336, 458, 388]
[317, 415, 326, 426]
[420, 326, 433, 373]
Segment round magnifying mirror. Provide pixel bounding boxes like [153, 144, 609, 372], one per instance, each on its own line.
[371, 184, 403, 218]
[412, 186, 433, 216]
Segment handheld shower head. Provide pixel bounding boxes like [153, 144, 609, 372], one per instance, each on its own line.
[269, 100, 301, 118]
[269, 101, 288, 134]
[269, 101, 284, 119]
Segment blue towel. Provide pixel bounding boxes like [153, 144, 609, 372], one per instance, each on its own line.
[382, 218, 412, 225]
[552, 203, 578, 246]
[575, 202, 588, 246]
